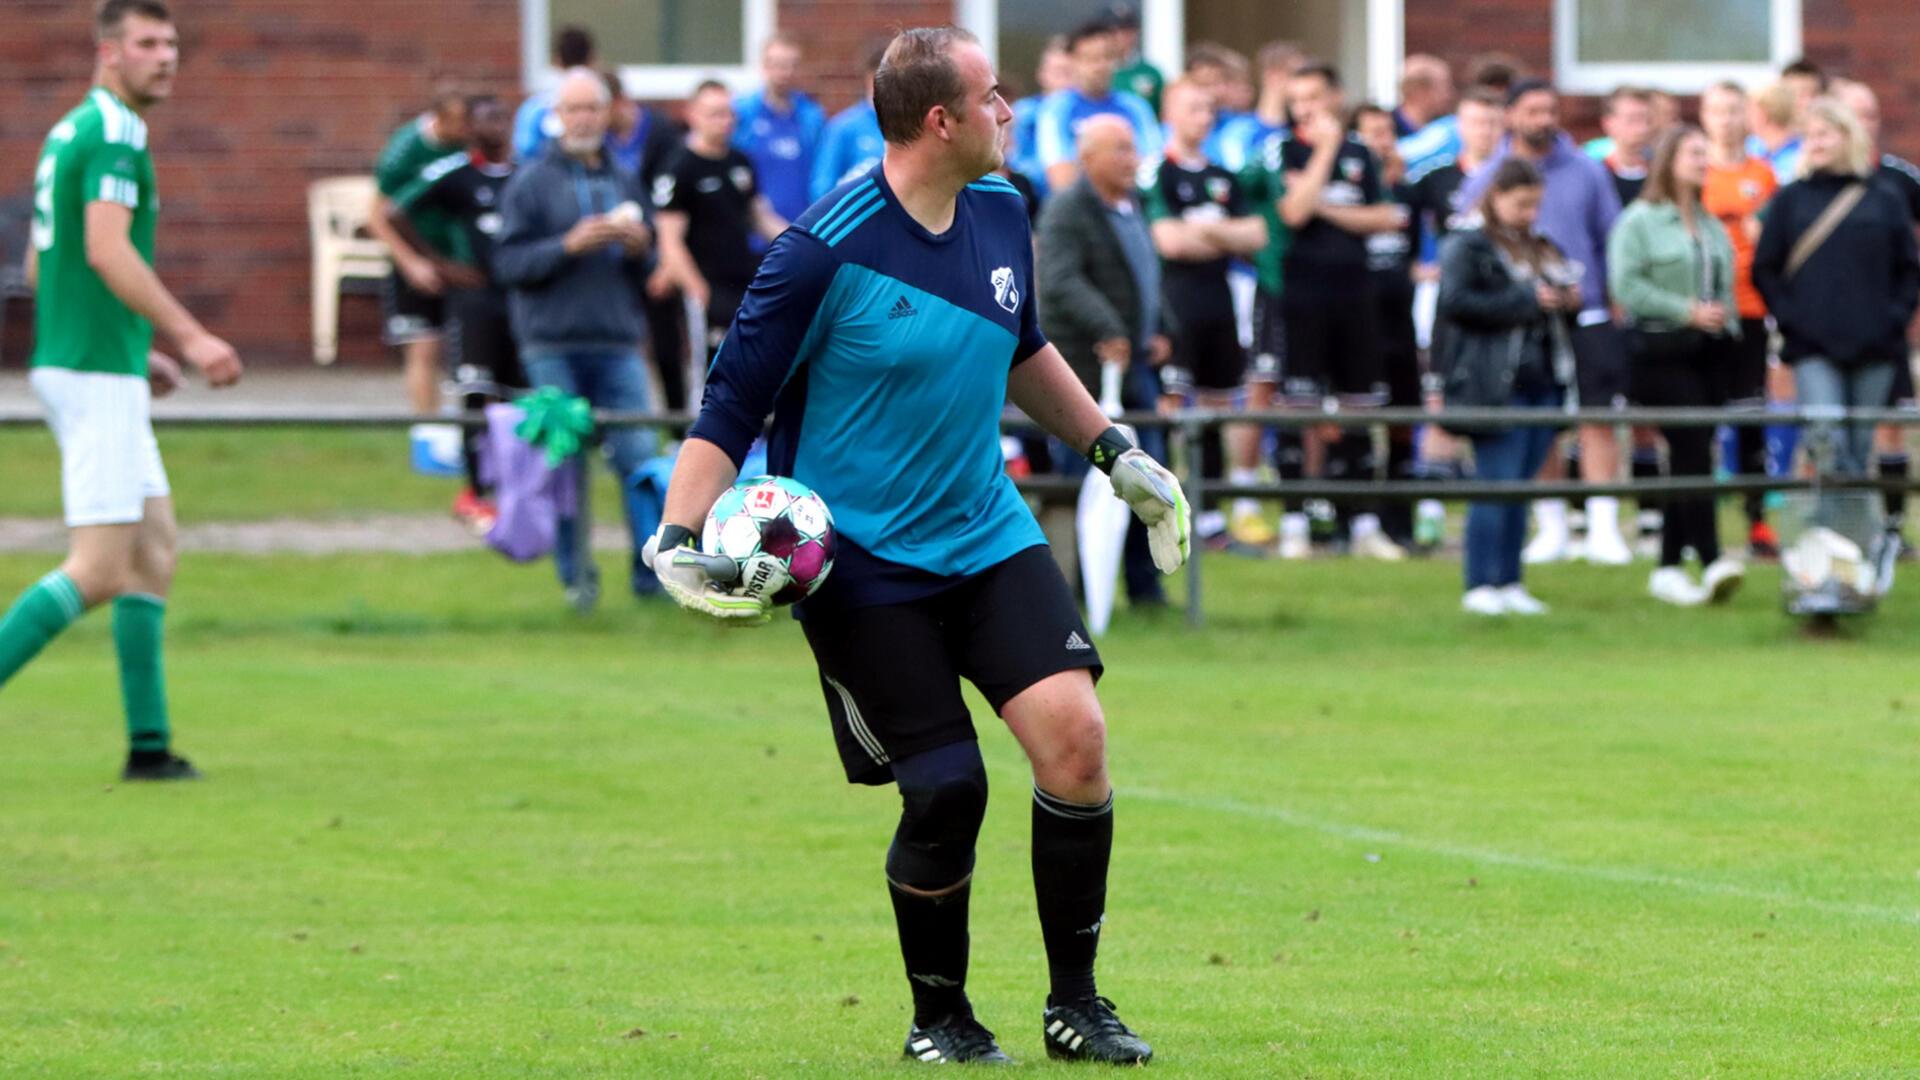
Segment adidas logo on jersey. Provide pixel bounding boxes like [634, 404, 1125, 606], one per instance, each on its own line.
[1065, 631, 1092, 652]
[887, 295, 917, 319]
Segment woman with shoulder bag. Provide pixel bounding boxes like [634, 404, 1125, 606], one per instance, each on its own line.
[1609, 125, 1745, 607]
[1436, 159, 1578, 616]
[1752, 98, 1920, 490]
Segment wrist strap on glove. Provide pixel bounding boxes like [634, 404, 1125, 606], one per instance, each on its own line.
[657, 523, 697, 551]
[1087, 425, 1136, 475]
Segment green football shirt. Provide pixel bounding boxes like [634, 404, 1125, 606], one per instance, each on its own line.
[1236, 133, 1293, 297]
[30, 87, 158, 377]
[1112, 57, 1164, 115]
[376, 116, 466, 261]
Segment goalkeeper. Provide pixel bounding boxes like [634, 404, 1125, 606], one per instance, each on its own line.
[643, 26, 1186, 1067]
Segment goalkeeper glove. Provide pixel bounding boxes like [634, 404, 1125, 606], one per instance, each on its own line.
[1088, 425, 1191, 574]
[642, 524, 772, 625]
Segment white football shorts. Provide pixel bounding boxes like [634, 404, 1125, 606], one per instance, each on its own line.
[29, 366, 170, 527]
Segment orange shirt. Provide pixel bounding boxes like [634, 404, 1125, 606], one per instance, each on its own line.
[1702, 158, 1779, 318]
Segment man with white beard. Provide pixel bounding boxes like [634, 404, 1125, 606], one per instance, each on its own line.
[494, 68, 663, 602]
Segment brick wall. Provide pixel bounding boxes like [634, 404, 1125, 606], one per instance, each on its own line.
[3, 0, 523, 368]
[1404, 0, 1920, 159]
[10, 1, 1909, 368]
[0, 0, 921, 369]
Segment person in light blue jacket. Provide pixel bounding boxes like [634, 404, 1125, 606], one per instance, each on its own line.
[810, 43, 887, 201]
[733, 33, 826, 224]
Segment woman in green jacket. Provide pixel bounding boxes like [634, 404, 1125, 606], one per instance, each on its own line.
[1608, 125, 1745, 608]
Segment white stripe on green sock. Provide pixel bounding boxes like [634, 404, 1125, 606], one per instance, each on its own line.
[0, 570, 86, 687]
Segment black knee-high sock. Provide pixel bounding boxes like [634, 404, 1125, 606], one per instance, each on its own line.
[1879, 452, 1910, 524]
[888, 879, 973, 1024]
[1632, 443, 1664, 535]
[1738, 426, 1769, 525]
[1275, 430, 1305, 515]
[1032, 786, 1113, 1004]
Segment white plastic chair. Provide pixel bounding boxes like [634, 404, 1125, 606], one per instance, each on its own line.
[307, 176, 390, 364]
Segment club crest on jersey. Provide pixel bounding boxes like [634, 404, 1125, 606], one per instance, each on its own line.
[730, 166, 754, 192]
[1341, 156, 1364, 183]
[991, 267, 1019, 314]
[651, 175, 674, 207]
[1207, 176, 1232, 203]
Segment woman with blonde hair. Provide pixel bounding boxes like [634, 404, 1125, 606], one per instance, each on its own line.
[1610, 125, 1745, 606]
[1753, 97, 1920, 485]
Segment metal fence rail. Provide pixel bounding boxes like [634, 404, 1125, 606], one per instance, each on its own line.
[5, 404, 1918, 624]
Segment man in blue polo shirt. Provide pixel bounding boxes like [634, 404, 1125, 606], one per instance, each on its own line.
[1033, 20, 1160, 194]
[644, 25, 1187, 1068]
[733, 32, 826, 224]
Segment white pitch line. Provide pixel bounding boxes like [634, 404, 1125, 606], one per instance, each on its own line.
[1128, 788, 1920, 927]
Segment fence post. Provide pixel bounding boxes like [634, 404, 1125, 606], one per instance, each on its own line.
[1180, 415, 1205, 628]
[570, 448, 599, 614]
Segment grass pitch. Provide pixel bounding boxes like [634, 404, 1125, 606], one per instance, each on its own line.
[2, 539, 1916, 1077]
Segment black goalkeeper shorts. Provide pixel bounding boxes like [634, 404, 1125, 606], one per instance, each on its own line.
[800, 545, 1103, 786]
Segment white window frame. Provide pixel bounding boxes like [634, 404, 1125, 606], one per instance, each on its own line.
[1552, 0, 1801, 94]
[522, 0, 777, 99]
[952, 0, 1184, 82]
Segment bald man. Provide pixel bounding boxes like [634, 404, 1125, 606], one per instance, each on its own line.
[494, 67, 662, 603]
[1036, 112, 1175, 610]
[1396, 54, 1454, 136]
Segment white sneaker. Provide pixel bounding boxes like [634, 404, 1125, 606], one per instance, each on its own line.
[1350, 531, 1407, 561]
[1462, 586, 1506, 616]
[1523, 500, 1572, 564]
[1278, 514, 1312, 560]
[1497, 584, 1550, 615]
[1583, 524, 1634, 565]
[1701, 558, 1746, 604]
[1649, 566, 1708, 607]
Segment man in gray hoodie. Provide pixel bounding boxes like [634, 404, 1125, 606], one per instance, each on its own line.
[1461, 79, 1631, 565]
[494, 67, 660, 597]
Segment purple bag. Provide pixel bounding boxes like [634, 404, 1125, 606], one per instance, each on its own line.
[481, 403, 579, 562]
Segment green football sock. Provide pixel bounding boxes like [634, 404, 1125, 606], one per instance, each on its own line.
[0, 570, 86, 688]
[113, 594, 170, 753]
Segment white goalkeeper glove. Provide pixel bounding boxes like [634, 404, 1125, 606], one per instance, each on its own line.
[1088, 426, 1191, 574]
[642, 524, 771, 625]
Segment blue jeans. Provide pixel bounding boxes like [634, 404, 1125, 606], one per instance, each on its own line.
[1465, 388, 1562, 590]
[523, 350, 660, 595]
[1794, 358, 1896, 478]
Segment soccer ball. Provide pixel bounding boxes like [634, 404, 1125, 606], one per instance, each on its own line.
[702, 476, 837, 606]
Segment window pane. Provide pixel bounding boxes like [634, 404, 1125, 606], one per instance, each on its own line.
[1000, 0, 1110, 97]
[552, 0, 742, 66]
[1577, 0, 1770, 63]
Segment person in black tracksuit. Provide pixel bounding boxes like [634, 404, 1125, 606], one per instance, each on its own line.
[1354, 104, 1425, 546]
[649, 80, 790, 382]
[388, 95, 526, 508]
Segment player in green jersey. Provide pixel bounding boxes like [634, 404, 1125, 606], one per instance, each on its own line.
[4, 0, 242, 781]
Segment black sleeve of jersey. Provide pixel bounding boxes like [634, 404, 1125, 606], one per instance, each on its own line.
[639, 109, 686, 189]
[1224, 169, 1250, 217]
[655, 150, 695, 213]
[1360, 146, 1384, 205]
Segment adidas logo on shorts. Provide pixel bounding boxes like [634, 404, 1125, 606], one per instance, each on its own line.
[1065, 631, 1091, 652]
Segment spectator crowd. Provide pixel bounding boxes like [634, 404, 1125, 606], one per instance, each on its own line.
[369, 11, 1920, 616]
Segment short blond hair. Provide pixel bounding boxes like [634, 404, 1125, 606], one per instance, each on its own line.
[1801, 96, 1874, 178]
[1753, 82, 1797, 128]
